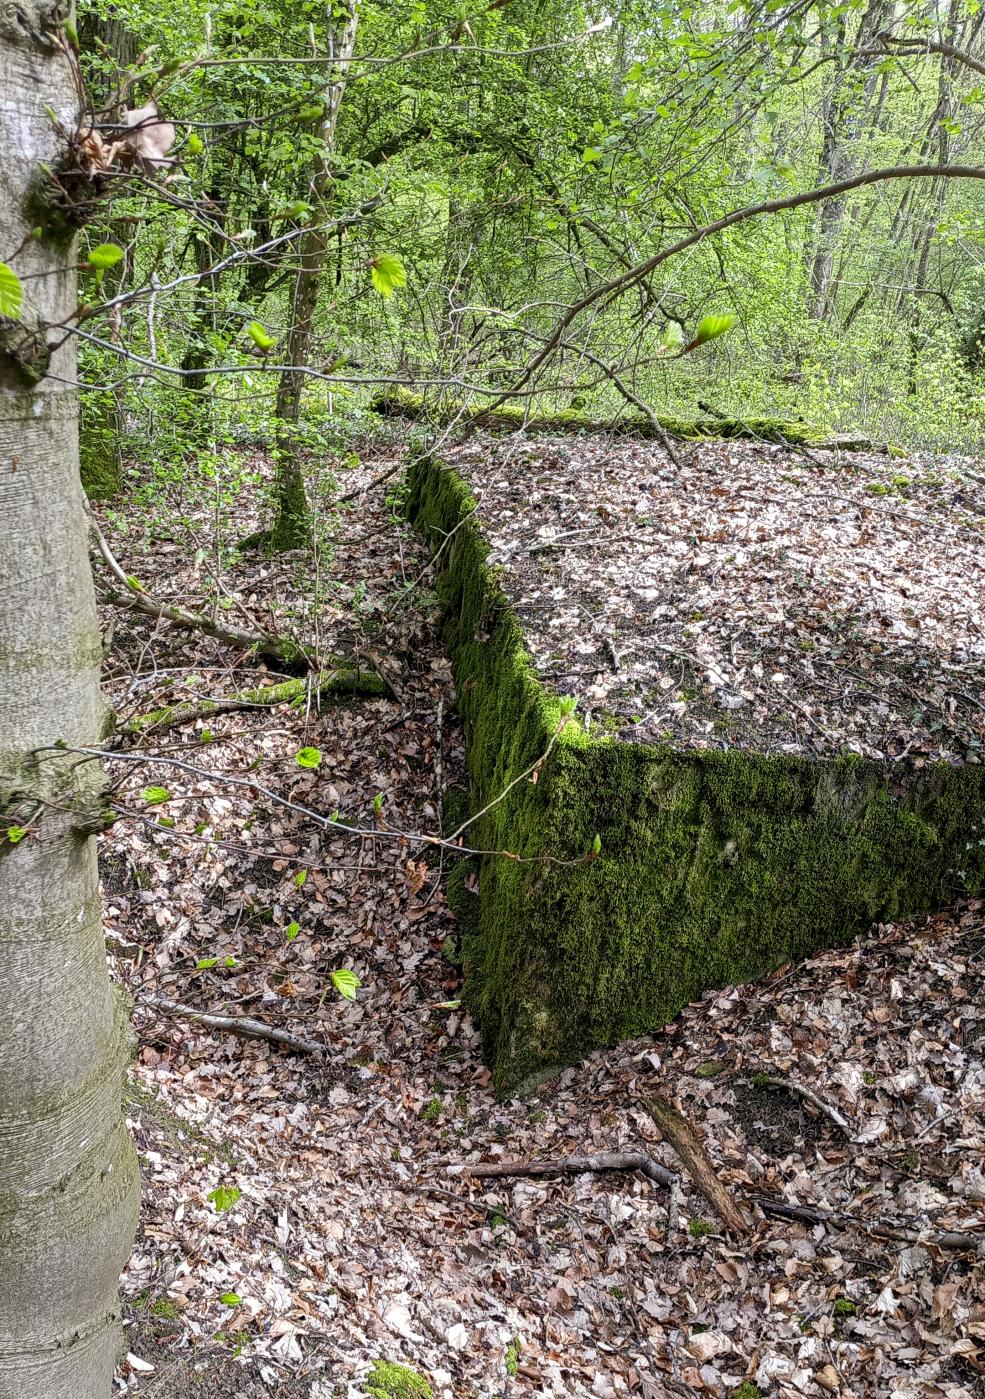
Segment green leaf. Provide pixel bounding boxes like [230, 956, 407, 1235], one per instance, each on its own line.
[248, 321, 276, 352]
[186, 131, 204, 155]
[295, 746, 321, 769]
[691, 312, 736, 347]
[141, 785, 171, 805]
[220, 1293, 241, 1306]
[87, 243, 125, 270]
[373, 792, 383, 814]
[5, 825, 27, 844]
[330, 968, 360, 1001]
[369, 253, 407, 297]
[285, 921, 301, 942]
[196, 957, 218, 969]
[293, 870, 307, 887]
[297, 103, 325, 125]
[125, 574, 144, 592]
[581, 145, 601, 164]
[0, 262, 24, 320]
[592, 832, 602, 855]
[207, 1185, 241, 1212]
[658, 320, 685, 351]
[223, 956, 237, 968]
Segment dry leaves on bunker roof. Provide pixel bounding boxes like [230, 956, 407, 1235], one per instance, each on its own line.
[443, 432, 985, 764]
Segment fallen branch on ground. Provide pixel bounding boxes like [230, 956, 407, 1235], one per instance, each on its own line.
[144, 995, 328, 1056]
[750, 1076, 855, 1139]
[88, 504, 386, 683]
[123, 668, 388, 736]
[749, 1195, 985, 1255]
[645, 1093, 750, 1235]
[465, 1151, 677, 1189]
[453, 1156, 985, 1253]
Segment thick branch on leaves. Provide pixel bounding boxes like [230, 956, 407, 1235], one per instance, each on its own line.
[124, 670, 387, 736]
[465, 1152, 677, 1189]
[645, 1094, 750, 1235]
[88, 506, 388, 687]
[144, 996, 327, 1056]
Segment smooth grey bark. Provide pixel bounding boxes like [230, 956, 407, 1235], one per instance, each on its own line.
[0, 12, 139, 1399]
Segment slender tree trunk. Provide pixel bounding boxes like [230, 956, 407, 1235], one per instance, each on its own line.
[270, 0, 359, 551]
[0, 15, 139, 1399]
[808, 0, 890, 320]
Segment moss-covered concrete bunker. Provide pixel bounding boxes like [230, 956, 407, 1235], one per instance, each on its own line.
[407, 456, 985, 1096]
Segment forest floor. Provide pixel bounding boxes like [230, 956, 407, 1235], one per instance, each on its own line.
[98, 434, 985, 1399]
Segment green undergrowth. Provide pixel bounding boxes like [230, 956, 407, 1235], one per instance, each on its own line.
[407, 456, 985, 1095]
[375, 387, 878, 449]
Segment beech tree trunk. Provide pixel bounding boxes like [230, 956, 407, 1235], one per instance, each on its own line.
[0, 13, 139, 1399]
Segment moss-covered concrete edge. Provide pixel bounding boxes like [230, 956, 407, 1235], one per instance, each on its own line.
[407, 456, 985, 1096]
[378, 386, 880, 449]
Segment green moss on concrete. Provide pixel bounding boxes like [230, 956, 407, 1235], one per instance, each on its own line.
[407, 456, 985, 1095]
[376, 387, 848, 448]
[365, 1360, 433, 1399]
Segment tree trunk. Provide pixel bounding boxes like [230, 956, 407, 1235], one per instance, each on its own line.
[0, 15, 139, 1399]
[808, 0, 890, 320]
[270, 0, 359, 551]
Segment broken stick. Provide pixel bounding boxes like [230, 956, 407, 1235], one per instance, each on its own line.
[466, 1151, 676, 1189]
[644, 1094, 750, 1235]
[144, 995, 328, 1056]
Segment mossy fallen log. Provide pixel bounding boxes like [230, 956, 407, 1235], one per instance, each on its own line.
[376, 387, 880, 450]
[123, 669, 388, 736]
[407, 456, 985, 1096]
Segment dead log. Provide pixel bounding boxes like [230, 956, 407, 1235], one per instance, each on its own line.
[123, 668, 387, 736]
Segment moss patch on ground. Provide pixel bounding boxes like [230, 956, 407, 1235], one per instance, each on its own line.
[408, 456, 985, 1095]
[365, 1360, 433, 1399]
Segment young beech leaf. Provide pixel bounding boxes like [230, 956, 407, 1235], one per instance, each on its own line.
[186, 131, 204, 155]
[5, 825, 27, 844]
[295, 746, 321, 769]
[196, 957, 218, 969]
[141, 785, 171, 805]
[87, 243, 125, 270]
[248, 321, 276, 352]
[369, 253, 407, 297]
[285, 921, 301, 942]
[207, 1185, 240, 1212]
[691, 312, 736, 347]
[657, 320, 685, 353]
[293, 870, 307, 887]
[220, 1293, 241, 1307]
[0, 262, 24, 320]
[330, 968, 360, 1001]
